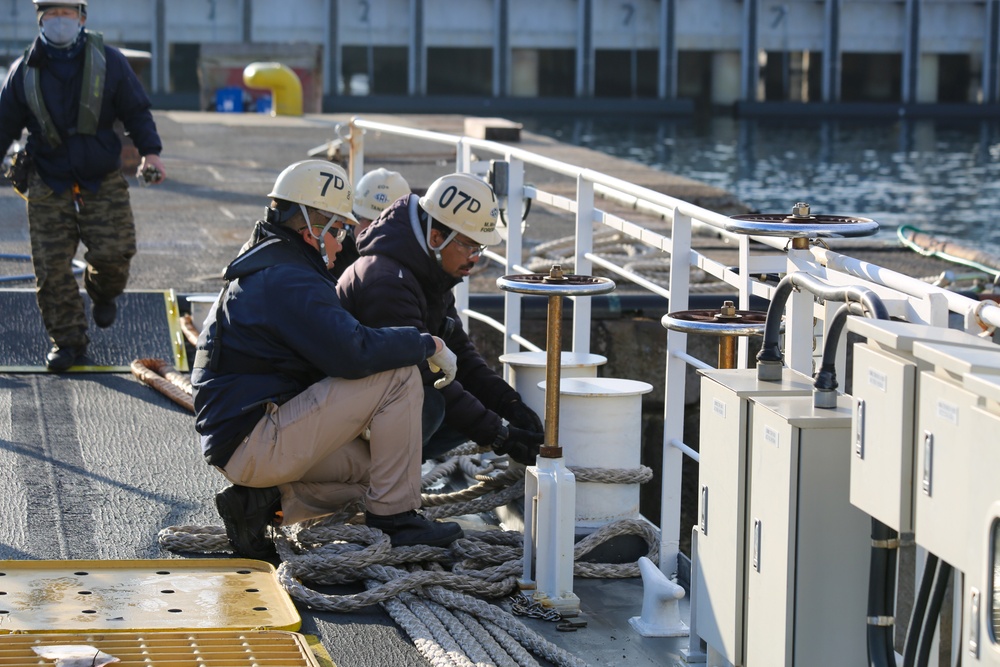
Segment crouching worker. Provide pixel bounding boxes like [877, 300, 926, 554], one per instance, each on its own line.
[191, 159, 463, 560]
[338, 172, 544, 464]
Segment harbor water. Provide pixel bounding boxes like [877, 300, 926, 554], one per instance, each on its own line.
[521, 116, 1000, 259]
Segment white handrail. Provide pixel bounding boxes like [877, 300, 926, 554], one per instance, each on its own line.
[343, 116, 1000, 581]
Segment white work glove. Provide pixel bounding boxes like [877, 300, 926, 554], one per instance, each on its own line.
[427, 344, 458, 389]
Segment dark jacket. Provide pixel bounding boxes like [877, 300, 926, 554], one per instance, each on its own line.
[0, 33, 162, 194]
[192, 220, 436, 467]
[329, 233, 360, 280]
[337, 195, 518, 446]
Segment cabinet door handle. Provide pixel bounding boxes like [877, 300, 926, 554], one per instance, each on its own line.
[969, 587, 981, 659]
[922, 431, 934, 496]
[700, 485, 709, 535]
[752, 518, 762, 572]
[855, 399, 865, 459]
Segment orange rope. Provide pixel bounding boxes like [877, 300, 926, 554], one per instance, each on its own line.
[179, 314, 200, 347]
[130, 357, 193, 413]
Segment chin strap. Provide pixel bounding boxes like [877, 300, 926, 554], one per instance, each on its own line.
[301, 204, 341, 266]
[410, 195, 455, 268]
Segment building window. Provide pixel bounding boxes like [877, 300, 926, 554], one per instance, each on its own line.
[595, 49, 657, 98]
[170, 42, 201, 95]
[537, 49, 575, 97]
[341, 46, 408, 96]
[427, 47, 492, 95]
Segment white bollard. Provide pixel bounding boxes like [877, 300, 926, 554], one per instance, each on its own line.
[538, 377, 653, 528]
[629, 556, 689, 637]
[499, 351, 606, 417]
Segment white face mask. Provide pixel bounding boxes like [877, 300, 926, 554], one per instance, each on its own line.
[40, 16, 82, 48]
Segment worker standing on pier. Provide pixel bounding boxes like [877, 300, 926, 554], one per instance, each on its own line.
[338, 172, 544, 464]
[192, 160, 463, 560]
[0, 0, 166, 372]
[330, 167, 410, 279]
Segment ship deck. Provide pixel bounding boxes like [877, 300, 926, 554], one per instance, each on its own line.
[0, 111, 967, 666]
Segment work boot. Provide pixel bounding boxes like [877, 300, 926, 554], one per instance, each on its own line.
[92, 299, 117, 328]
[45, 345, 84, 372]
[365, 509, 463, 547]
[215, 485, 282, 560]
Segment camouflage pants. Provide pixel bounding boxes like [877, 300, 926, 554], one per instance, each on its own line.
[27, 170, 136, 349]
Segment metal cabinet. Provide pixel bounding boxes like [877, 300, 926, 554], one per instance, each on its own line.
[847, 318, 995, 533]
[912, 342, 1000, 573]
[744, 394, 870, 667]
[959, 373, 1000, 665]
[694, 368, 814, 666]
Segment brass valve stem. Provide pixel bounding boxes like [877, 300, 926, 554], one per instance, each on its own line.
[542, 265, 566, 458]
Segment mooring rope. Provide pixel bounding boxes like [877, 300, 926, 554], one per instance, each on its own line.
[144, 308, 660, 666]
[130, 358, 193, 412]
[157, 447, 658, 667]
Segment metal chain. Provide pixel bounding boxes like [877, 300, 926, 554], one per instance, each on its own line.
[509, 591, 562, 622]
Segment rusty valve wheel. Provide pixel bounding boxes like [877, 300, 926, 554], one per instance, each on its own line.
[497, 265, 616, 458]
[661, 304, 769, 337]
[496, 270, 617, 297]
[661, 301, 771, 370]
[726, 201, 879, 242]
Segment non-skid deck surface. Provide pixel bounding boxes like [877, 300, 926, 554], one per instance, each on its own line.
[0, 290, 185, 372]
[0, 559, 299, 633]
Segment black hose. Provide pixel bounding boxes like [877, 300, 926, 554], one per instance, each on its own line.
[912, 556, 953, 667]
[756, 273, 889, 371]
[902, 552, 939, 667]
[814, 302, 868, 394]
[756, 276, 794, 365]
[867, 518, 899, 667]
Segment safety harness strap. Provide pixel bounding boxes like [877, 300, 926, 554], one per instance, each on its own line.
[24, 30, 106, 149]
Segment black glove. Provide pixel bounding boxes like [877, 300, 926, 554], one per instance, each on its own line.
[503, 399, 544, 433]
[492, 424, 543, 466]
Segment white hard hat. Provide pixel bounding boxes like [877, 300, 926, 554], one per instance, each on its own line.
[354, 168, 410, 221]
[268, 160, 358, 224]
[418, 173, 501, 246]
[34, 0, 86, 11]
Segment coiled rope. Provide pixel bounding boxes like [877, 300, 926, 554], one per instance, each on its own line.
[142, 315, 660, 667]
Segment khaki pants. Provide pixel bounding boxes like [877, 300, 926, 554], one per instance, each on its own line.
[221, 365, 423, 524]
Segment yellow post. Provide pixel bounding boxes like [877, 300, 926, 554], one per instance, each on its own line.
[242, 62, 303, 116]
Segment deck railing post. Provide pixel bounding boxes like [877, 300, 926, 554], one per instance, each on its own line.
[660, 208, 692, 578]
[573, 175, 595, 353]
[785, 249, 819, 376]
[347, 117, 365, 189]
[502, 155, 526, 382]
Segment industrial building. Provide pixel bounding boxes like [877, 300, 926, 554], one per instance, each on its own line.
[2, 0, 999, 113]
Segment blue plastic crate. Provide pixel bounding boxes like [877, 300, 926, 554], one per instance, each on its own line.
[215, 87, 243, 113]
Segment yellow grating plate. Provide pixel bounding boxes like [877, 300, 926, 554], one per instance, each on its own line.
[0, 630, 321, 666]
[0, 559, 300, 633]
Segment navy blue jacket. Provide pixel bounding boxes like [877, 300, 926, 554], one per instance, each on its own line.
[0, 33, 162, 194]
[337, 195, 518, 446]
[192, 221, 436, 467]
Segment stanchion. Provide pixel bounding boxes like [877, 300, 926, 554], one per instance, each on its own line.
[497, 264, 615, 616]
